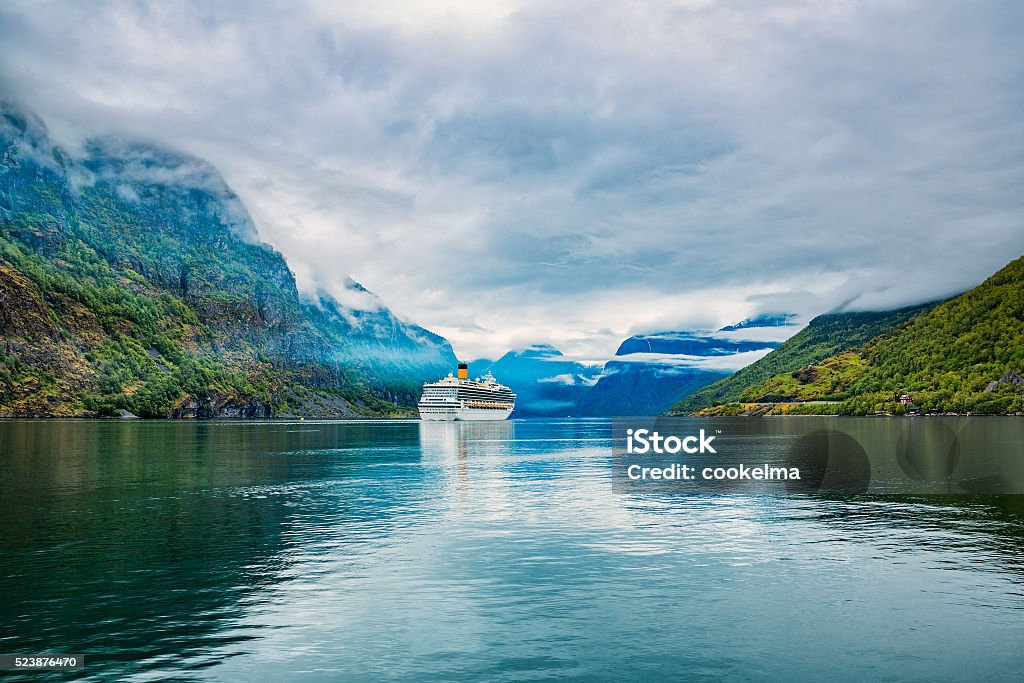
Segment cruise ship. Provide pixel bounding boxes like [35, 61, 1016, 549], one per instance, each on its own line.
[418, 363, 516, 421]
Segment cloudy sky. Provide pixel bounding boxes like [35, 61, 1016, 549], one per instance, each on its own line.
[1, 0, 1022, 361]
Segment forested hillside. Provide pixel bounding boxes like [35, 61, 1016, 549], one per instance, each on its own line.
[691, 256, 1024, 416]
[667, 303, 937, 414]
[0, 103, 455, 417]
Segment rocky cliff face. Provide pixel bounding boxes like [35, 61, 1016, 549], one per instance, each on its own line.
[170, 392, 272, 419]
[0, 102, 455, 417]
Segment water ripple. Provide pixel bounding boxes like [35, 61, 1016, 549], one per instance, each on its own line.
[1, 419, 1022, 681]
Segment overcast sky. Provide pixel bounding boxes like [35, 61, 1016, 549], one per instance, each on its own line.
[2, 0, 1022, 360]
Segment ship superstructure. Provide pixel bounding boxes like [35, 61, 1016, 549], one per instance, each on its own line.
[418, 363, 516, 421]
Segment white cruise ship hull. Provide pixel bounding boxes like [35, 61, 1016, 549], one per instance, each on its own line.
[418, 366, 516, 421]
[419, 407, 513, 421]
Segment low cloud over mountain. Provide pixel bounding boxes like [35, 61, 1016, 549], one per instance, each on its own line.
[1, 1, 1021, 360]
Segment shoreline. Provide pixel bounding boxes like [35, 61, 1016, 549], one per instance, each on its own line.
[2, 413, 1023, 421]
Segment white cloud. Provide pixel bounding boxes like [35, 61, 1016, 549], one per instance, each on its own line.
[603, 349, 776, 372]
[2, 0, 1022, 360]
[713, 326, 804, 345]
[538, 374, 578, 385]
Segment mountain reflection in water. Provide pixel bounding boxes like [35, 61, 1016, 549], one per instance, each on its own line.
[1, 418, 1022, 681]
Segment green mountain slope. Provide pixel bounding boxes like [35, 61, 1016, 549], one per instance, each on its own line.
[694, 256, 1024, 416]
[667, 303, 937, 415]
[0, 104, 455, 417]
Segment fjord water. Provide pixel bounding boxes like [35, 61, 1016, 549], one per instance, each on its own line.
[2, 419, 1023, 681]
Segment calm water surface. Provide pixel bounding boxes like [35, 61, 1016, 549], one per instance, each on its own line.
[1, 418, 1023, 681]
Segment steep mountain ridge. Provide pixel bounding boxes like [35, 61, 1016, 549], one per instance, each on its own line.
[300, 286, 455, 405]
[0, 102, 455, 417]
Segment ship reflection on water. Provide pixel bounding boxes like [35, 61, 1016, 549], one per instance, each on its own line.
[419, 420, 516, 482]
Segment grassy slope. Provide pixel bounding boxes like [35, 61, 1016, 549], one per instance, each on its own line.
[698, 256, 1024, 416]
[666, 303, 937, 415]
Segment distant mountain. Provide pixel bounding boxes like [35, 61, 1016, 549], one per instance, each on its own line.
[698, 257, 1024, 415]
[719, 313, 798, 331]
[470, 317, 801, 418]
[467, 358, 494, 379]
[300, 286, 456, 404]
[471, 344, 601, 416]
[0, 102, 455, 417]
[613, 331, 778, 357]
[667, 303, 938, 415]
[579, 320, 795, 416]
[576, 360, 729, 416]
